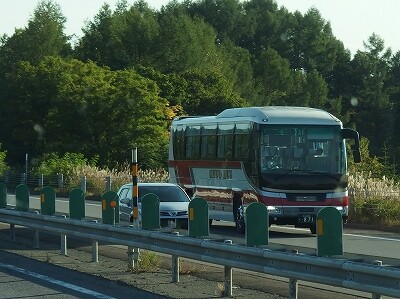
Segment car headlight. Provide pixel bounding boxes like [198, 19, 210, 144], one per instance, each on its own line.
[267, 206, 282, 214]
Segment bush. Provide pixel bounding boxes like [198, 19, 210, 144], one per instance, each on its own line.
[348, 172, 400, 227]
[0, 144, 9, 176]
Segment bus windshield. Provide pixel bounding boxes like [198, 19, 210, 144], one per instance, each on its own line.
[260, 125, 346, 175]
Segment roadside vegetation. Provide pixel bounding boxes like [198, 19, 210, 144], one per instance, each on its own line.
[2, 146, 399, 228]
[0, 0, 400, 229]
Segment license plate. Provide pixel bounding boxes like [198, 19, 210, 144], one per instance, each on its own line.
[298, 214, 315, 224]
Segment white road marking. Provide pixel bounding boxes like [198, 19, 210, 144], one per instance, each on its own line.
[271, 225, 400, 241]
[0, 262, 116, 299]
[344, 233, 400, 242]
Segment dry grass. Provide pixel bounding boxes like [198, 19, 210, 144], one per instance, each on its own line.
[348, 172, 400, 227]
[69, 164, 168, 196]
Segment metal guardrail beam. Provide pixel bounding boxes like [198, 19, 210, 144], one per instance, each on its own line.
[0, 208, 399, 298]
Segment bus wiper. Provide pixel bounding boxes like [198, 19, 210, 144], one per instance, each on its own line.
[273, 168, 311, 181]
[273, 169, 338, 182]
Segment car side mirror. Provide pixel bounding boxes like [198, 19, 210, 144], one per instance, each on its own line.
[120, 198, 131, 206]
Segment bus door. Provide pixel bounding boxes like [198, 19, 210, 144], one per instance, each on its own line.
[248, 130, 260, 188]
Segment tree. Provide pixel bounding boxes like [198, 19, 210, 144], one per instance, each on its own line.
[253, 47, 292, 105]
[181, 70, 248, 115]
[74, 4, 116, 67]
[349, 34, 394, 158]
[75, 1, 159, 70]
[0, 0, 70, 72]
[3, 56, 171, 169]
[153, 11, 220, 73]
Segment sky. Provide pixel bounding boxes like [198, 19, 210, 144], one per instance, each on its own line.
[0, 0, 399, 56]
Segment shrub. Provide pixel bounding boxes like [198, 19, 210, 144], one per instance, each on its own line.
[348, 172, 400, 226]
[0, 144, 9, 176]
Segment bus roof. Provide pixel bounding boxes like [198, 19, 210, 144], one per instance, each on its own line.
[173, 106, 342, 126]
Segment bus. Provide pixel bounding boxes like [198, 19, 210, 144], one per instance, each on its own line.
[168, 106, 361, 234]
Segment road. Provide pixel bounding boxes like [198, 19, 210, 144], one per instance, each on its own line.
[0, 250, 165, 299]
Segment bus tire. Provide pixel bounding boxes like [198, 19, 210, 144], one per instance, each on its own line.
[310, 225, 317, 234]
[234, 205, 245, 234]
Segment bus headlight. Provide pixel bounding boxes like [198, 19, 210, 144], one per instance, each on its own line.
[335, 206, 348, 215]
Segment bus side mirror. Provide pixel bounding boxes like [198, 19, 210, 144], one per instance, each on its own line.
[352, 146, 361, 163]
[341, 128, 361, 163]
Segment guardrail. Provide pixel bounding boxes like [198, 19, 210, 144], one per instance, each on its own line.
[0, 208, 399, 299]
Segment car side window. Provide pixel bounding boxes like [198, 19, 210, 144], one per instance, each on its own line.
[119, 187, 130, 199]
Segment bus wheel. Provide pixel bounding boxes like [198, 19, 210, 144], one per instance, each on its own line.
[310, 225, 317, 234]
[234, 205, 245, 234]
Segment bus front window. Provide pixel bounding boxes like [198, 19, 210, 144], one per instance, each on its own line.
[260, 125, 345, 175]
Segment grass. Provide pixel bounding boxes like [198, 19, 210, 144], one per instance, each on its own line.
[127, 250, 161, 273]
[348, 172, 400, 227]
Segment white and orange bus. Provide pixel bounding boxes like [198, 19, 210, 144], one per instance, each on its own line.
[168, 106, 361, 234]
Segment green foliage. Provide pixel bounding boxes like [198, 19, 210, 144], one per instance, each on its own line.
[350, 196, 400, 226]
[128, 250, 160, 272]
[181, 70, 248, 115]
[3, 56, 170, 169]
[348, 137, 386, 178]
[0, 144, 9, 176]
[34, 152, 96, 178]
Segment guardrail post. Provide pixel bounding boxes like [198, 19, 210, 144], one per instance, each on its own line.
[61, 233, 67, 256]
[92, 239, 99, 262]
[58, 173, 64, 188]
[372, 260, 383, 299]
[0, 182, 7, 208]
[41, 186, 56, 215]
[33, 229, 39, 249]
[15, 184, 29, 212]
[39, 174, 44, 188]
[289, 250, 299, 299]
[80, 176, 86, 193]
[224, 240, 233, 297]
[101, 191, 119, 225]
[172, 232, 180, 283]
[10, 223, 15, 242]
[142, 193, 160, 230]
[20, 173, 26, 185]
[69, 188, 85, 220]
[245, 202, 268, 246]
[127, 246, 140, 270]
[106, 176, 111, 192]
[188, 197, 209, 238]
[317, 207, 343, 256]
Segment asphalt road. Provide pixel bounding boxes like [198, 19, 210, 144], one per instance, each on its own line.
[0, 250, 166, 299]
[0, 225, 389, 299]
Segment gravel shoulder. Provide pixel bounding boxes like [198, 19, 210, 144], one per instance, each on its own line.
[0, 226, 287, 299]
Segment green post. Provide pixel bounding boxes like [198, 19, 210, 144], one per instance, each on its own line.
[316, 207, 343, 256]
[101, 191, 120, 225]
[15, 184, 29, 212]
[69, 188, 85, 220]
[141, 193, 160, 230]
[41, 186, 56, 215]
[188, 197, 209, 238]
[0, 183, 6, 208]
[245, 202, 269, 246]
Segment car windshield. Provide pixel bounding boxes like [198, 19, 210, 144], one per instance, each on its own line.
[139, 186, 189, 202]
